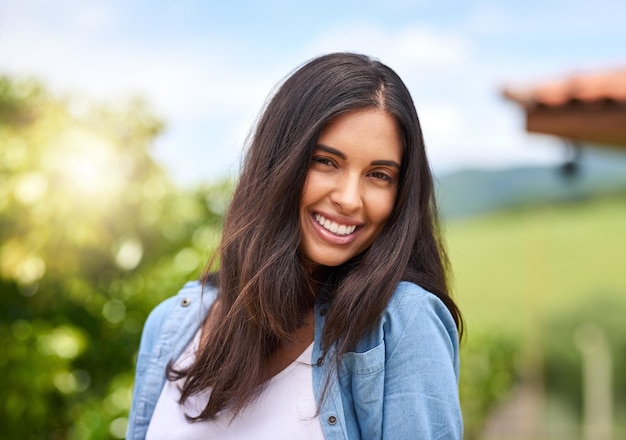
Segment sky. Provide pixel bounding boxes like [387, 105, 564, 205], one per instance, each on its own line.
[1, 0, 625, 186]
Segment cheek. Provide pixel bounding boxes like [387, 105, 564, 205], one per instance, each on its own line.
[300, 172, 328, 208]
[370, 190, 397, 227]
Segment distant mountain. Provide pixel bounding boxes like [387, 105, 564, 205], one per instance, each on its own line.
[436, 147, 626, 220]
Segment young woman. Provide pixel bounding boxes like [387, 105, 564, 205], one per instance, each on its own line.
[127, 52, 463, 439]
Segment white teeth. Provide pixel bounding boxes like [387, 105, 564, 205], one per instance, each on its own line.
[314, 214, 357, 236]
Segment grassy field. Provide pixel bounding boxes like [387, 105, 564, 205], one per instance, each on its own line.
[445, 194, 626, 438]
[445, 194, 626, 334]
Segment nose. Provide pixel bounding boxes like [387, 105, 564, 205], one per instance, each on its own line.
[330, 172, 363, 213]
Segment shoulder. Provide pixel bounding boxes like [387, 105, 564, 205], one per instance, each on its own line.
[381, 281, 460, 371]
[128, 281, 217, 439]
[385, 281, 456, 325]
[143, 281, 206, 330]
[138, 280, 217, 354]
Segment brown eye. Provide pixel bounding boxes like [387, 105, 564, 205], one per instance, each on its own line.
[312, 156, 335, 167]
[369, 171, 394, 183]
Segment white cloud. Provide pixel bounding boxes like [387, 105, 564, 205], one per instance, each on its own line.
[67, 1, 115, 31]
[0, 0, 285, 119]
[306, 22, 472, 74]
[0, 3, 287, 178]
[465, 3, 512, 36]
[419, 103, 466, 144]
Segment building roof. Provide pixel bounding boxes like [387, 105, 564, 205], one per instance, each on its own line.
[502, 67, 626, 109]
[502, 66, 626, 147]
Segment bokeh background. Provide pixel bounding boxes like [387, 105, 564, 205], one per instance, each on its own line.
[1, 1, 625, 438]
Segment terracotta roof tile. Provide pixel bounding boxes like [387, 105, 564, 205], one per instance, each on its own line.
[502, 67, 626, 108]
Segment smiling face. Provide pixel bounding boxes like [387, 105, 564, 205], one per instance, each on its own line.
[299, 107, 403, 268]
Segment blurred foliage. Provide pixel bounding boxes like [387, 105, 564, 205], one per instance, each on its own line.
[543, 291, 626, 416]
[459, 329, 520, 439]
[0, 76, 230, 439]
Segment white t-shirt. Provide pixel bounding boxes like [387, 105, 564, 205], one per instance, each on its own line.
[146, 331, 325, 440]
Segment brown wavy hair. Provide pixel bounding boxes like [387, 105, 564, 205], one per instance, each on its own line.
[169, 52, 463, 420]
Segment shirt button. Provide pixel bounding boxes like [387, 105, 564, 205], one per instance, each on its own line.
[181, 298, 191, 307]
[327, 415, 337, 425]
[316, 357, 324, 366]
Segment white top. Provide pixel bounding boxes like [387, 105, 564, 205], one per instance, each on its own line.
[146, 330, 325, 440]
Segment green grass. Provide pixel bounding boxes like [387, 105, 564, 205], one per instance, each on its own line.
[445, 195, 626, 333]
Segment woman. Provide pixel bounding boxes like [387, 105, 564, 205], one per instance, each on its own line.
[127, 52, 463, 439]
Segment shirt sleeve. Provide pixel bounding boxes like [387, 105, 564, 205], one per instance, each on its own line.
[127, 296, 178, 439]
[382, 288, 463, 439]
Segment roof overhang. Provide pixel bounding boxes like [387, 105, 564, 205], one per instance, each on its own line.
[502, 68, 626, 148]
[520, 104, 626, 147]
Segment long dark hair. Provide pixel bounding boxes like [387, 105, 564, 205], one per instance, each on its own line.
[170, 52, 462, 420]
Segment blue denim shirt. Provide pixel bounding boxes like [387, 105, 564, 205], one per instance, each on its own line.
[127, 280, 462, 439]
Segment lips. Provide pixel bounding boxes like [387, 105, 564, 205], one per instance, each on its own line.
[314, 213, 357, 236]
[308, 212, 362, 247]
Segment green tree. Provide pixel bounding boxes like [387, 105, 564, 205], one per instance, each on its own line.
[0, 76, 229, 439]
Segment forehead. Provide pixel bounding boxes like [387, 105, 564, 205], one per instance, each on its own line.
[317, 108, 403, 160]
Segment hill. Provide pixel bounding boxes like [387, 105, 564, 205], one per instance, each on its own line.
[436, 147, 626, 219]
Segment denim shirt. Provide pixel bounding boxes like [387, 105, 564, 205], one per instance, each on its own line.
[127, 280, 462, 439]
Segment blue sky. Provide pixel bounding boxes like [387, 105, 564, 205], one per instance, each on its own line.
[1, 0, 625, 186]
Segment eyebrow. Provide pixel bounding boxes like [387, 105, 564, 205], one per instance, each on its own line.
[315, 144, 401, 169]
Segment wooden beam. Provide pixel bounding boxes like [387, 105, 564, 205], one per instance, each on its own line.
[525, 106, 626, 147]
